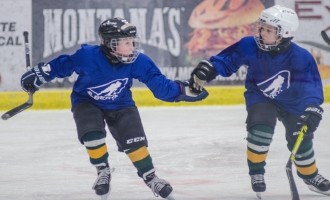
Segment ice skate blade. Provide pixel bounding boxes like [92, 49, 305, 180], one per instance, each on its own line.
[307, 185, 330, 196]
[165, 193, 175, 200]
[256, 192, 262, 199]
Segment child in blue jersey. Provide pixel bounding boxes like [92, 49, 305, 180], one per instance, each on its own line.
[20, 17, 208, 200]
[189, 5, 330, 197]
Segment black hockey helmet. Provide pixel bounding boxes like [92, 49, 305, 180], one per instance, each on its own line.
[98, 17, 140, 64]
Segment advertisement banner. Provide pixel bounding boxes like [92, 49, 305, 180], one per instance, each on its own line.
[31, 0, 275, 89]
[0, 0, 32, 91]
[0, 0, 329, 91]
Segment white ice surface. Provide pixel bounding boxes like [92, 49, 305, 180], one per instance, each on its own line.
[1, 105, 330, 200]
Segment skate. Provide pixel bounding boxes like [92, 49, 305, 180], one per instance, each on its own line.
[92, 163, 113, 200]
[303, 173, 330, 196]
[250, 174, 266, 199]
[142, 169, 175, 200]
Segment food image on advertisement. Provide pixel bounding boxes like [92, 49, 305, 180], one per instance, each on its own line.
[186, 0, 265, 59]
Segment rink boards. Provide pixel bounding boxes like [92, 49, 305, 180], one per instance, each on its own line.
[0, 85, 329, 110]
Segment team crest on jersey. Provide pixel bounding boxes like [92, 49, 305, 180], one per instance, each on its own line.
[87, 78, 128, 101]
[257, 70, 290, 99]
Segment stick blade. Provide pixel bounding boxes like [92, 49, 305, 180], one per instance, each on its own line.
[1, 102, 33, 120]
[286, 159, 300, 200]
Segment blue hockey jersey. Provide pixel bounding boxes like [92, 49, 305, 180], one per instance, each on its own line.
[47, 44, 180, 110]
[209, 36, 324, 115]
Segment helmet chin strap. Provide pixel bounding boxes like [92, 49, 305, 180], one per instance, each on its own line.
[271, 37, 292, 53]
[263, 38, 292, 57]
[100, 45, 121, 65]
[111, 51, 132, 62]
[101, 45, 135, 65]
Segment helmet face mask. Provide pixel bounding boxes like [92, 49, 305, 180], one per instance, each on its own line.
[107, 37, 141, 63]
[254, 5, 299, 51]
[98, 18, 141, 64]
[254, 20, 282, 51]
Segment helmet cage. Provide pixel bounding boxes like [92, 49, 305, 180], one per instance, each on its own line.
[254, 20, 282, 51]
[105, 37, 141, 64]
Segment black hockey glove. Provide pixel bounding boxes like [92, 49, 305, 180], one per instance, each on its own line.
[20, 62, 51, 93]
[297, 106, 323, 135]
[175, 80, 209, 102]
[189, 60, 217, 93]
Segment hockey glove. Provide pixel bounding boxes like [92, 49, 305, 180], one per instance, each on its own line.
[297, 106, 323, 136]
[21, 62, 52, 93]
[190, 60, 217, 93]
[175, 80, 209, 102]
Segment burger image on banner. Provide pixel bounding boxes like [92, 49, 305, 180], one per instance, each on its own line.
[186, 0, 265, 60]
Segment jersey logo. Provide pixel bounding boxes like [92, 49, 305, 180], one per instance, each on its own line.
[87, 78, 128, 101]
[257, 70, 290, 99]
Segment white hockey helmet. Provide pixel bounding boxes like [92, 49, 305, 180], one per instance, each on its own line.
[259, 5, 299, 38]
[254, 5, 299, 51]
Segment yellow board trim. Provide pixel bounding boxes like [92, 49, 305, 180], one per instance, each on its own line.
[127, 146, 149, 163]
[0, 85, 329, 110]
[247, 149, 268, 163]
[296, 163, 317, 175]
[87, 145, 107, 159]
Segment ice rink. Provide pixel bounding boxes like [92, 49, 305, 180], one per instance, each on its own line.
[1, 104, 330, 200]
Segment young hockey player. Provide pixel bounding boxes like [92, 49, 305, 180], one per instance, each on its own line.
[188, 5, 330, 198]
[20, 17, 208, 200]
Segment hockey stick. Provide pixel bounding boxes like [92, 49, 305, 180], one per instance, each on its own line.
[285, 125, 308, 200]
[321, 30, 330, 45]
[1, 31, 33, 120]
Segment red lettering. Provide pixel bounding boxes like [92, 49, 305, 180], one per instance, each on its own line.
[295, 1, 322, 19]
